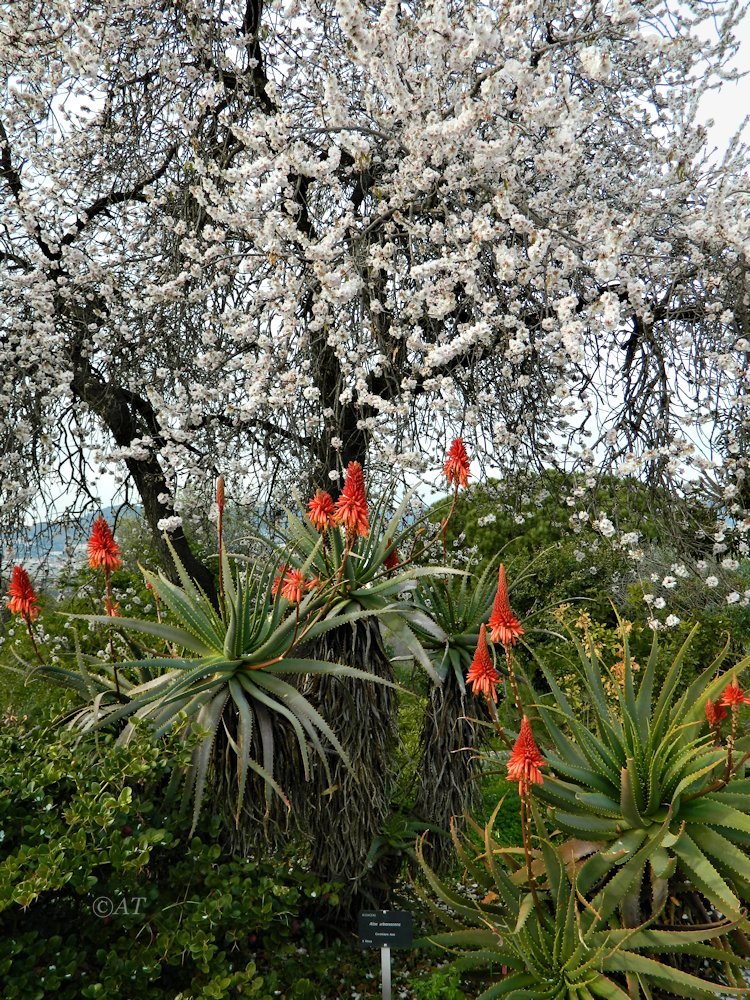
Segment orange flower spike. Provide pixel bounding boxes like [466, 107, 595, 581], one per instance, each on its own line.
[6, 565, 40, 621]
[507, 716, 546, 792]
[216, 476, 225, 515]
[705, 698, 727, 728]
[271, 564, 287, 599]
[488, 564, 524, 647]
[334, 461, 370, 538]
[466, 624, 501, 703]
[720, 678, 746, 708]
[88, 517, 122, 573]
[384, 546, 400, 571]
[280, 568, 308, 604]
[443, 437, 470, 489]
[307, 489, 336, 532]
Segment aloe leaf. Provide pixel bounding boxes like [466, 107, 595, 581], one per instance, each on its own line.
[601, 829, 648, 864]
[265, 658, 397, 688]
[422, 929, 500, 949]
[65, 613, 214, 655]
[546, 754, 618, 797]
[671, 830, 743, 919]
[650, 627, 697, 747]
[532, 775, 583, 811]
[249, 671, 350, 769]
[680, 797, 750, 835]
[475, 976, 548, 1000]
[228, 677, 254, 821]
[254, 701, 275, 804]
[538, 708, 590, 770]
[649, 847, 675, 880]
[142, 570, 224, 650]
[189, 688, 229, 835]
[238, 672, 313, 781]
[590, 818, 667, 928]
[689, 826, 750, 894]
[620, 761, 645, 827]
[634, 629, 659, 728]
[575, 791, 623, 818]
[570, 721, 622, 784]
[621, 921, 742, 953]
[604, 948, 750, 996]
[554, 812, 625, 838]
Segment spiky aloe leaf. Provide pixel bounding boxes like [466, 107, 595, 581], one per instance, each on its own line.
[671, 830, 744, 919]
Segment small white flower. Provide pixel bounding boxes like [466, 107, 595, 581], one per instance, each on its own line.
[643, 593, 655, 605]
[653, 597, 666, 609]
[705, 576, 719, 588]
[596, 515, 615, 538]
[156, 515, 183, 533]
[661, 576, 677, 589]
[722, 558, 739, 571]
[726, 591, 741, 604]
[665, 614, 681, 627]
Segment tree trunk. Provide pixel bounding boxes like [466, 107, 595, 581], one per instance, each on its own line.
[69, 347, 217, 601]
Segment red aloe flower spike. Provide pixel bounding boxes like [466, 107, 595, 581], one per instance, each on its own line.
[384, 546, 400, 571]
[280, 568, 308, 604]
[6, 566, 40, 621]
[488, 565, 524, 647]
[720, 678, 746, 707]
[443, 437, 470, 489]
[88, 517, 122, 573]
[705, 698, 727, 728]
[507, 716, 546, 792]
[307, 489, 336, 532]
[466, 624, 500, 703]
[333, 461, 369, 538]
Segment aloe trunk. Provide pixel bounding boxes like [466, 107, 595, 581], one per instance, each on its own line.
[302, 618, 396, 913]
[414, 671, 486, 871]
[209, 703, 300, 856]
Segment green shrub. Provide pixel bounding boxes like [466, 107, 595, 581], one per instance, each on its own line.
[0, 713, 338, 998]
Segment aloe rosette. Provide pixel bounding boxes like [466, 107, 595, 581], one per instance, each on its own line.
[531, 624, 750, 923]
[271, 485, 462, 680]
[52, 539, 393, 831]
[410, 558, 500, 688]
[417, 805, 750, 998]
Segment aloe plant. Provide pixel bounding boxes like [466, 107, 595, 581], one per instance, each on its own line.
[417, 803, 750, 999]
[531, 624, 750, 926]
[44, 538, 392, 843]
[262, 481, 456, 908]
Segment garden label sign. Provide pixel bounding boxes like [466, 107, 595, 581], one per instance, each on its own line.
[358, 910, 413, 1000]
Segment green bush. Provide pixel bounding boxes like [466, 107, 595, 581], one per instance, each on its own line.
[0, 713, 339, 998]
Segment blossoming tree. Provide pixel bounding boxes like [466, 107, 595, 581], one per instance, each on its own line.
[1, 0, 749, 581]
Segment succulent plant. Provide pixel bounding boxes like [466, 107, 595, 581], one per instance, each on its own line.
[44, 538, 393, 834]
[531, 624, 750, 923]
[417, 804, 750, 998]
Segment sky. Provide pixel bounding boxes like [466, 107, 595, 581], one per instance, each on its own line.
[698, 10, 750, 154]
